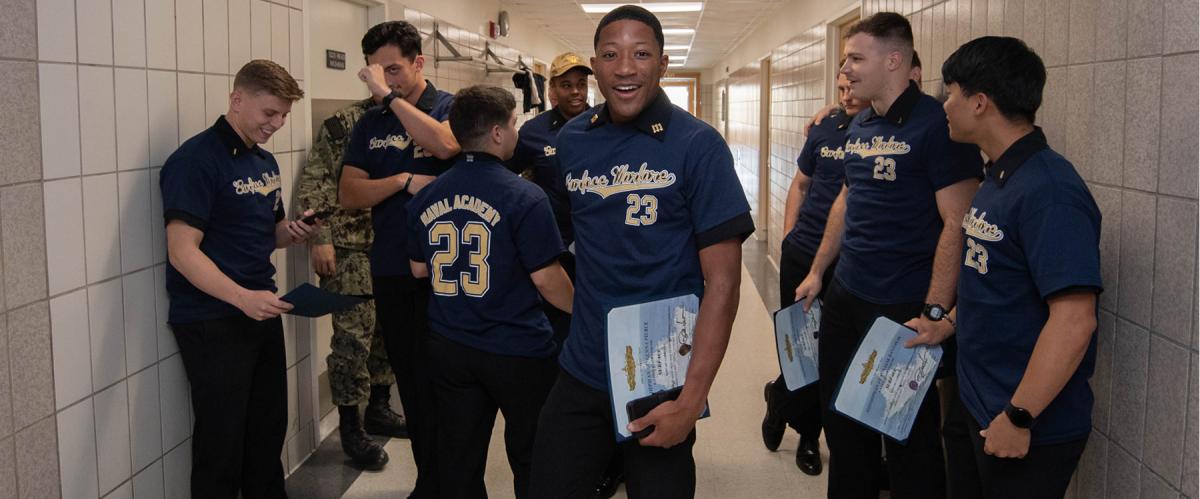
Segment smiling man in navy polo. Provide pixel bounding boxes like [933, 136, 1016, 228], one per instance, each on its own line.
[160, 59, 317, 498]
[793, 12, 983, 499]
[337, 20, 460, 498]
[934, 36, 1102, 498]
[529, 6, 753, 498]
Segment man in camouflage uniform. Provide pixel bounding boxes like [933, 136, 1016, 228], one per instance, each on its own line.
[298, 98, 407, 471]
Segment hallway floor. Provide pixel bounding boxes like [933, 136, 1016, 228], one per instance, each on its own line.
[288, 238, 831, 498]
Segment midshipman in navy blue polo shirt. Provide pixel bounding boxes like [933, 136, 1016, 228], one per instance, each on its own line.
[793, 13, 983, 499]
[407, 85, 574, 499]
[934, 36, 1103, 498]
[761, 71, 867, 477]
[529, 7, 753, 498]
[160, 60, 318, 498]
[337, 21, 460, 498]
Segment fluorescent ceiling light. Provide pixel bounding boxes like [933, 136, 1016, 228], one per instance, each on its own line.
[662, 28, 696, 36]
[668, 58, 687, 66]
[664, 44, 690, 50]
[582, 2, 704, 14]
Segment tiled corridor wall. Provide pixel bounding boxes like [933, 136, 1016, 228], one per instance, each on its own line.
[765, 27, 826, 264]
[1, 0, 320, 496]
[720, 0, 1198, 497]
[726, 66, 763, 232]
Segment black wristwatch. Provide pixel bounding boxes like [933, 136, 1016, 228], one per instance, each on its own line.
[922, 303, 947, 321]
[381, 90, 400, 110]
[1004, 403, 1036, 429]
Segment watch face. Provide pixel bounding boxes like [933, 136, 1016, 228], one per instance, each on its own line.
[925, 304, 944, 321]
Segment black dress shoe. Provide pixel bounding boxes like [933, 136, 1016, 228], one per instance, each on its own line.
[762, 381, 786, 451]
[795, 438, 822, 476]
[592, 470, 624, 498]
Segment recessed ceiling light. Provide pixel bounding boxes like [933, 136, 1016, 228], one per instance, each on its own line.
[662, 28, 696, 36]
[581, 2, 704, 14]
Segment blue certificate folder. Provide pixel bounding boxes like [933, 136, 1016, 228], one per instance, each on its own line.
[774, 299, 821, 390]
[832, 317, 943, 442]
[280, 283, 370, 318]
[606, 294, 708, 441]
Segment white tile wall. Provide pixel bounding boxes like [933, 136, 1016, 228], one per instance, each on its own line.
[18, 1, 318, 495]
[36, 0, 76, 62]
[43, 179, 86, 295]
[146, 0, 177, 69]
[128, 365, 162, 471]
[176, 0, 205, 72]
[79, 66, 118, 175]
[82, 174, 121, 283]
[178, 73, 209, 141]
[87, 279, 127, 390]
[113, 0, 147, 68]
[122, 269, 158, 372]
[118, 170, 153, 272]
[94, 381, 132, 495]
[50, 290, 92, 409]
[38, 63, 81, 180]
[148, 71, 180, 167]
[115, 69, 151, 172]
[57, 398, 99, 499]
[77, 0, 114, 65]
[204, 0, 231, 74]
[132, 460, 164, 498]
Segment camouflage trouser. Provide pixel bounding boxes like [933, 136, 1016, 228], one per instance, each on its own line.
[322, 247, 394, 406]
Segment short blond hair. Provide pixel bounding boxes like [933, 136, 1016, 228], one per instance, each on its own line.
[233, 60, 304, 101]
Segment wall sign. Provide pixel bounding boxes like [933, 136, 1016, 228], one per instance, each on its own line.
[326, 50, 346, 70]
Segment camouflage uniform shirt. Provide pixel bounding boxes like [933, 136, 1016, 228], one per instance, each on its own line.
[297, 98, 376, 250]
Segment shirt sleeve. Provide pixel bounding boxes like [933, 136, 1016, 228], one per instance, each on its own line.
[341, 117, 371, 174]
[514, 193, 565, 273]
[159, 154, 218, 230]
[297, 123, 340, 244]
[685, 130, 756, 248]
[796, 127, 821, 177]
[1018, 202, 1104, 299]
[924, 121, 984, 190]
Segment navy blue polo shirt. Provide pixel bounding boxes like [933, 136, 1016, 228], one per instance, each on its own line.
[836, 81, 984, 304]
[510, 107, 574, 246]
[406, 152, 564, 357]
[956, 128, 1102, 445]
[160, 116, 285, 323]
[342, 81, 454, 277]
[556, 90, 755, 390]
[784, 108, 851, 256]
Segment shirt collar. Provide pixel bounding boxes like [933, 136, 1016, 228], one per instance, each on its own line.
[869, 79, 922, 127]
[213, 115, 264, 158]
[987, 127, 1049, 187]
[834, 108, 853, 130]
[548, 107, 569, 131]
[383, 80, 440, 115]
[586, 88, 673, 141]
[461, 151, 505, 165]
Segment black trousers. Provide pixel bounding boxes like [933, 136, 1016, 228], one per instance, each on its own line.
[543, 252, 575, 350]
[428, 334, 558, 499]
[965, 415, 1087, 499]
[373, 274, 437, 497]
[818, 279, 946, 499]
[768, 241, 831, 440]
[171, 315, 287, 499]
[530, 372, 697, 499]
[941, 376, 984, 498]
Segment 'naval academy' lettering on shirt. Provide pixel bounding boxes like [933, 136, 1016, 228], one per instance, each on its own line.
[564, 163, 676, 199]
[418, 194, 503, 227]
[232, 171, 281, 196]
[367, 132, 432, 158]
[819, 146, 847, 160]
[844, 136, 913, 158]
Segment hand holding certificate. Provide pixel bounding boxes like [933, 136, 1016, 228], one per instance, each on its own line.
[774, 299, 821, 390]
[606, 294, 708, 442]
[833, 317, 943, 442]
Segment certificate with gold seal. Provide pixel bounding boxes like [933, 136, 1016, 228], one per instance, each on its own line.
[606, 294, 705, 441]
[774, 299, 821, 390]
